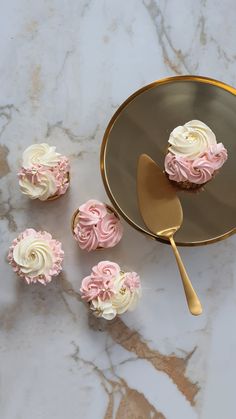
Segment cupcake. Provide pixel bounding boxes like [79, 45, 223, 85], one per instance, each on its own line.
[80, 261, 141, 320]
[72, 199, 123, 251]
[164, 120, 228, 190]
[8, 228, 64, 285]
[18, 143, 70, 201]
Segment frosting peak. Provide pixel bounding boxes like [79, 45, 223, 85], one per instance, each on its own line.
[79, 200, 107, 226]
[91, 261, 120, 280]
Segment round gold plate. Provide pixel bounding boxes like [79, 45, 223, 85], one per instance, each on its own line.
[100, 75, 236, 246]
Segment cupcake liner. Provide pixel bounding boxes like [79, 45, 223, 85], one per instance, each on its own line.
[167, 176, 206, 191]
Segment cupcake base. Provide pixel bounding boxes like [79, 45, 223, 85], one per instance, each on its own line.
[166, 169, 220, 192]
[169, 178, 207, 191]
[164, 170, 208, 192]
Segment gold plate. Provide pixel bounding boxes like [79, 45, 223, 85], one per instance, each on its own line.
[100, 75, 236, 246]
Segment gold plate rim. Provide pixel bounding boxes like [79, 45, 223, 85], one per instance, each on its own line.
[100, 75, 236, 247]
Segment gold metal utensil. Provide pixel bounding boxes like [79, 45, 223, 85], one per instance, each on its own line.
[137, 154, 202, 316]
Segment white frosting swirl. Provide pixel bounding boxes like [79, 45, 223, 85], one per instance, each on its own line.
[168, 120, 217, 160]
[111, 274, 141, 314]
[13, 236, 53, 278]
[19, 171, 57, 201]
[22, 143, 61, 168]
[90, 298, 116, 320]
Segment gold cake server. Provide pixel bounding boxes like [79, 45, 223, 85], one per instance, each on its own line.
[137, 154, 202, 316]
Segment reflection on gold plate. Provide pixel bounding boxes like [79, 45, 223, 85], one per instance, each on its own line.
[100, 75, 236, 246]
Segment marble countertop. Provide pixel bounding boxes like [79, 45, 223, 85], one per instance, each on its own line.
[1, 1, 236, 418]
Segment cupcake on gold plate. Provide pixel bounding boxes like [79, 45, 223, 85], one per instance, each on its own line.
[18, 143, 70, 201]
[164, 120, 228, 190]
[72, 199, 123, 251]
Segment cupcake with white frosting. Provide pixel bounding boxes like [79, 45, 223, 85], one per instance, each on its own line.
[18, 143, 70, 201]
[164, 120, 228, 190]
[8, 228, 64, 285]
[72, 200, 123, 251]
[80, 261, 141, 320]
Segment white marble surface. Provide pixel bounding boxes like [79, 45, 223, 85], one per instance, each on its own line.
[1, 1, 236, 418]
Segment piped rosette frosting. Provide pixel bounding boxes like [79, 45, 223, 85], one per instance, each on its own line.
[80, 261, 141, 320]
[72, 200, 123, 251]
[8, 228, 64, 285]
[18, 143, 70, 201]
[164, 120, 228, 189]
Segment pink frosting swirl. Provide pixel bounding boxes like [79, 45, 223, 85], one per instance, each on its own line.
[124, 272, 141, 291]
[165, 153, 191, 182]
[74, 225, 99, 251]
[165, 151, 222, 185]
[165, 141, 228, 186]
[80, 261, 120, 301]
[80, 275, 115, 301]
[80, 277, 115, 302]
[73, 200, 123, 251]
[79, 200, 107, 226]
[80, 276, 99, 301]
[91, 261, 120, 280]
[188, 156, 215, 184]
[97, 213, 123, 248]
[206, 143, 228, 170]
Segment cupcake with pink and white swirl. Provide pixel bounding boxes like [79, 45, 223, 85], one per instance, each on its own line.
[164, 120, 228, 190]
[18, 143, 70, 201]
[72, 199, 123, 251]
[80, 261, 141, 320]
[8, 228, 64, 285]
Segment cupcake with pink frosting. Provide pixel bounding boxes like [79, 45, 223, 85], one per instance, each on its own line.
[8, 228, 64, 285]
[72, 200, 123, 251]
[80, 261, 141, 320]
[164, 120, 228, 190]
[18, 143, 70, 201]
